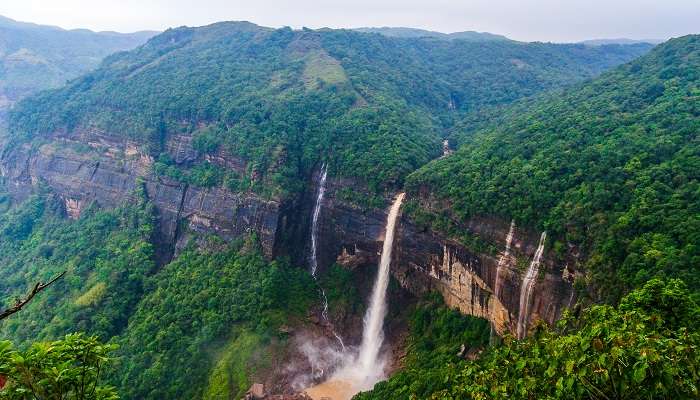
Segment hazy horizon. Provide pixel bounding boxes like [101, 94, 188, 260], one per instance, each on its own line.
[1, 0, 698, 43]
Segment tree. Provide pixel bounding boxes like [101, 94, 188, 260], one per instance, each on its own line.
[0, 273, 65, 321]
[0, 334, 118, 400]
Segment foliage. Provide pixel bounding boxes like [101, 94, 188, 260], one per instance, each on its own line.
[203, 329, 265, 400]
[0, 15, 153, 120]
[107, 239, 315, 399]
[357, 279, 700, 400]
[153, 154, 223, 188]
[354, 293, 490, 400]
[318, 264, 364, 319]
[7, 23, 650, 194]
[0, 333, 118, 400]
[408, 35, 700, 301]
[0, 194, 156, 343]
[0, 193, 316, 400]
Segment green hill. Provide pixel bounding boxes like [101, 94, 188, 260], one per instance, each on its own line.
[353, 27, 510, 41]
[0, 15, 155, 119]
[8, 21, 652, 193]
[407, 35, 700, 302]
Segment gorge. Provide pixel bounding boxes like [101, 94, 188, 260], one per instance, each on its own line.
[0, 17, 697, 400]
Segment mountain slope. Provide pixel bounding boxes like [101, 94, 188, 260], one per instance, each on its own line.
[353, 27, 510, 41]
[0, 15, 155, 118]
[7, 21, 652, 193]
[407, 35, 700, 301]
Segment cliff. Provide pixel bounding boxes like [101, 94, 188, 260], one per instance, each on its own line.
[0, 129, 577, 336]
[311, 176, 578, 337]
[0, 129, 279, 261]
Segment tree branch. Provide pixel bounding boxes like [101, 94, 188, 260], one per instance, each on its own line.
[0, 271, 66, 321]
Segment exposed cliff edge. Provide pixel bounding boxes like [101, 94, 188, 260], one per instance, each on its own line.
[0, 129, 577, 336]
[0, 129, 279, 262]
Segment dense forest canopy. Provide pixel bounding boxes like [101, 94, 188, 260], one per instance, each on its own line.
[7, 22, 651, 192]
[359, 279, 700, 399]
[408, 35, 700, 302]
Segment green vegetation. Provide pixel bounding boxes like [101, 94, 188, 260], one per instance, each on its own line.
[0, 15, 153, 120]
[358, 279, 700, 400]
[203, 329, 265, 400]
[0, 192, 315, 400]
[0, 191, 156, 344]
[7, 23, 650, 194]
[1, 19, 697, 400]
[408, 35, 700, 301]
[319, 264, 364, 319]
[0, 333, 118, 400]
[355, 294, 490, 400]
[110, 238, 314, 399]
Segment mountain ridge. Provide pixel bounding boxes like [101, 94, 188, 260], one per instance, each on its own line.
[352, 26, 510, 41]
[0, 14, 156, 121]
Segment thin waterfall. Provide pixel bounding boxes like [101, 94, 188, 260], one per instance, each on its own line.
[309, 164, 345, 350]
[490, 220, 515, 341]
[355, 192, 405, 380]
[309, 164, 328, 277]
[516, 232, 546, 339]
[494, 220, 516, 300]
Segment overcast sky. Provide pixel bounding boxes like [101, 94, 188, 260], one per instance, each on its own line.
[1, 0, 698, 42]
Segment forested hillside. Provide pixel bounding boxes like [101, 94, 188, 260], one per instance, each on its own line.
[354, 35, 700, 400]
[7, 21, 651, 192]
[0, 187, 316, 398]
[0, 15, 154, 119]
[408, 35, 700, 302]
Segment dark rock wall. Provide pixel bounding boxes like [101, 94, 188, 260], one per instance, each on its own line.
[0, 130, 280, 261]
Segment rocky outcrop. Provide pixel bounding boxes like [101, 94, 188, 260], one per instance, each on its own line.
[394, 215, 577, 336]
[0, 129, 280, 261]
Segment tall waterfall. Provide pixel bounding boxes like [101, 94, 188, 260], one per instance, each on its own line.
[516, 232, 546, 339]
[305, 193, 405, 400]
[309, 164, 345, 350]
[355, 192, 405, 379]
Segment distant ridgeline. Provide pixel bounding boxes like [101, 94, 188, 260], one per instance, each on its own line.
[407, 35, 700, 302]
[0, 15, 155, 120]
[7, 21, 652, 194]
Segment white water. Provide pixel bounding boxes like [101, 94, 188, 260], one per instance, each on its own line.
[354, 192, 405, 379]
[516, 232, 546, 339]
[310, 164, 328, 277]
[309, 165, 345, 351]
[494, 220, 515, 300]
[306, 193, 405, 399]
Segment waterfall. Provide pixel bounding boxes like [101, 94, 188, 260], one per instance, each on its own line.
[494, 220, 515, 300]
[354, 192, 405, 380]
[309, 164, 345, 351]
[305, 193, 405, 400]
[490, 220, 515, 341]
[516, 232, 546, 339]
[309, 164, 328, 277]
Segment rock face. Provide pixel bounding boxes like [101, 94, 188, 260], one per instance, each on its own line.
[394, 215, 577, 336]
[0, 129, 280, 261]
[0, 130, 576, 336]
